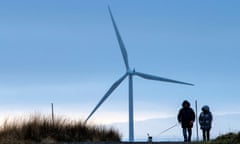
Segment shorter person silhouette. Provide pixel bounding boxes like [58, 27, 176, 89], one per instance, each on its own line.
[199, 105, 213, 141]
[177, 100, 195, 142]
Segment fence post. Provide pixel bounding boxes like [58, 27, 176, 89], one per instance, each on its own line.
[195, 100, 199, 141]
[51, 103, 54, 126]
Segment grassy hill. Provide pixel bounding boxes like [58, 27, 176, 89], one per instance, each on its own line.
[209, 132, 240, 144]
[0, 114, 239, 144]
[0, 114, 121, 143]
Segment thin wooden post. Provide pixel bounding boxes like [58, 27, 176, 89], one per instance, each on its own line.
[195, 100, 199, 141]
[51, 103, 54, 125]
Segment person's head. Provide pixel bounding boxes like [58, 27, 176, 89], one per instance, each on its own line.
[202, 105, 210, 113]
[182, 100, 190, 108]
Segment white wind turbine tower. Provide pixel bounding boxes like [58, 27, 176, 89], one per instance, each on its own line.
[85, 7, 194, 142]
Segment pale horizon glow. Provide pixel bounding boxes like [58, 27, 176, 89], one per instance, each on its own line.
[0, 109, 239, 126]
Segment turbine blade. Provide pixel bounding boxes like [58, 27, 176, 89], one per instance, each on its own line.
[85, 73, 128, 123]
[134, 71, 194, 86]
[108, 6, 130, 71]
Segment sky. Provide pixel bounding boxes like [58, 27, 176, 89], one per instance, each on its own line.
[1, 0, 240, 141]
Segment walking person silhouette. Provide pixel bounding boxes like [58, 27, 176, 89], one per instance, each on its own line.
[199, 105, 213, 141]
[177, 100, 195, 142]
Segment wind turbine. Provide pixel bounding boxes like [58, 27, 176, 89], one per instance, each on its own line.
[85, 7, 194, 142]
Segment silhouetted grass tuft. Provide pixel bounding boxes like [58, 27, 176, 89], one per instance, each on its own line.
[209, 132, 240, 144]
[191, 132, 240, 144]
[0, 114, 121, 143]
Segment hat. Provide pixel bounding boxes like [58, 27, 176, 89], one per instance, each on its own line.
[182, 100, 190, 107]
[202, 105, 210, 112]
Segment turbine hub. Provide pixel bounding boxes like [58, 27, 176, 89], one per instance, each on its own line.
[127, 68, 135, 75]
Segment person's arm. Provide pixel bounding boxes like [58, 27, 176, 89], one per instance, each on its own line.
[191, 108, 195, 122]
[199, 113, 204, 125]
[177, 109, 182, 122]
[209, 112, 213, 122]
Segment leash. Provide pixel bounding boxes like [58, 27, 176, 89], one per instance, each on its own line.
[159, 123, 178, 135]
[146, 123, 179, 141]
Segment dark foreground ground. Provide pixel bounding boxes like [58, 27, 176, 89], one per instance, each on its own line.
[63, 142, 191, 144]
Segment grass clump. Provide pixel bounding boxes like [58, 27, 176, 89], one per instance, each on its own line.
[0, 114, 121, 143]
[209, 132, 240, 144]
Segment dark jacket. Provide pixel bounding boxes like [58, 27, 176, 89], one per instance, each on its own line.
[178, 107, 195, 128]
[199, 105, 213, 130]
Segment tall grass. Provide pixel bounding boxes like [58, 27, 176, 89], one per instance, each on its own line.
[0, 114, 121, 143]
[209, 132, 240, 144]
[190, 132, 240, 144]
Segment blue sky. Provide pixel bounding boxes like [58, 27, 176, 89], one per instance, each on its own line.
[1, 0, 240, 140]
